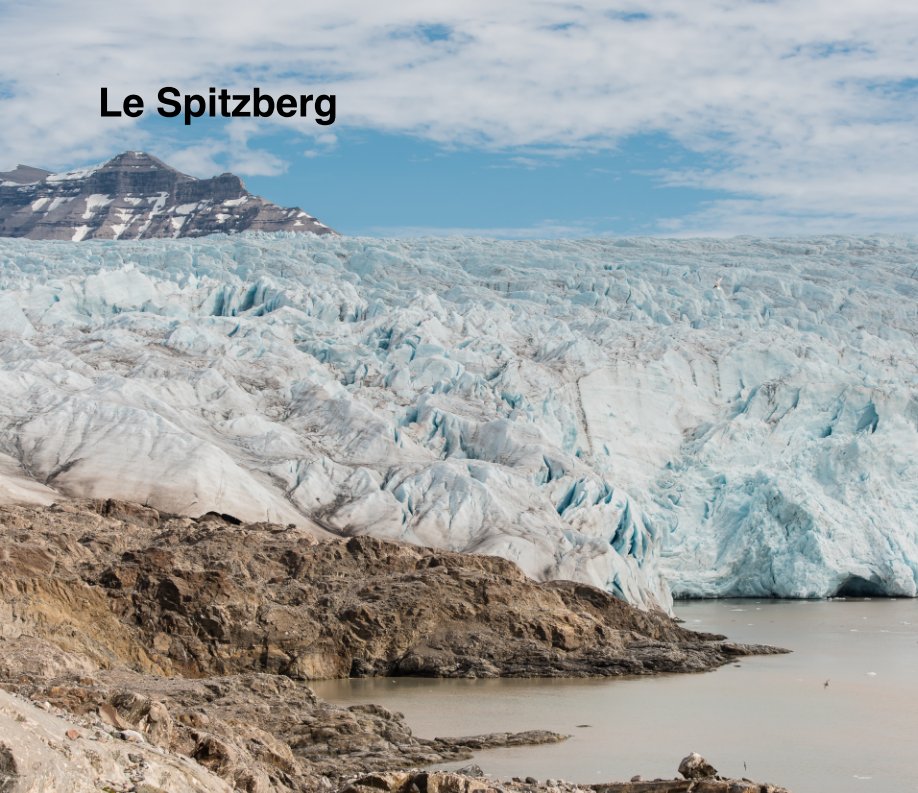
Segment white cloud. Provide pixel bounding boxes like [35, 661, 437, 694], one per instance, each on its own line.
[166, 141, 288, 178]
[1, 0, 917, 232]
[163, 122, 289, 177]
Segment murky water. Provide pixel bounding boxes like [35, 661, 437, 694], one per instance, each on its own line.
[312, 599, 918, 793]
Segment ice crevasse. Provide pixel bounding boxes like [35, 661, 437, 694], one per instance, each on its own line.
[0, 234, 915, 611]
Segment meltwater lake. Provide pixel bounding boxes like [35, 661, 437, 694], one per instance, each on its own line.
[312, 599, 918, 793]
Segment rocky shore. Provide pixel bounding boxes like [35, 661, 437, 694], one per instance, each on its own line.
[0, 499, 790, 792]
[344, 767, 790, 793]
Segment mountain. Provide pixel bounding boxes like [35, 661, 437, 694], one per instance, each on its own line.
[0, 151, 334, 240]
[0, 234, 915, 612]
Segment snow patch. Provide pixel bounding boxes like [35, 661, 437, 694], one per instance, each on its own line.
[45, 164, 103, 182]
[46, 196, 74, 211]
[82, 194, 113, 219]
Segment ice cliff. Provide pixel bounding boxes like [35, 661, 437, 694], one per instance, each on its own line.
[0, 234, 915, 609]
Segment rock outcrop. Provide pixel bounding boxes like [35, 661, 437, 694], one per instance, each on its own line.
[2, 673, 565, 793]
[677, 753, 718, 780]
[342, 767, 790, 793]
[0, 683, 792, 793]
[0, 688, 234, 793]
[0, 499, 791, 792]
[0, 500, 783, 682]
[0, 151, 334, 239]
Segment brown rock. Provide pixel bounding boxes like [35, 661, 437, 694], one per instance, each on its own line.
[0, 742, 18, 789]
[0, 500, 784, 683]
[97, 702, 126, 730]
[0, 499, 791, 793]
[418, 772, 491, 793]
[678, 752, 718, 780]
[339, 772, 411, 792]
[109, 692, 174, 747]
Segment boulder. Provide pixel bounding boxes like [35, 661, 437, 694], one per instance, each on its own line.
[678, 752, 717, 779]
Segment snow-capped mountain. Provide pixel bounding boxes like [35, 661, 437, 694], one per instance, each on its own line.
[0, 234, 915, 611]
[0, 151, 334, 240]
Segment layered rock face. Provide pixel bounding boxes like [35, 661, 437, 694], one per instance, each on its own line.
[0, 151, 334, 239]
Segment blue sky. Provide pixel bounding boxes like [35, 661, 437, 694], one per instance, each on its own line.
[241, 128, 724, 237]
[2, 1, 917, 237]
[136, 99, 727, 237]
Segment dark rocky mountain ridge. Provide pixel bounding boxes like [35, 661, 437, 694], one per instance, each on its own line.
[0, 151, 334, 240]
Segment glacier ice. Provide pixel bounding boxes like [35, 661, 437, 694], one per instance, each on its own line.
[0, 234, 915, 610]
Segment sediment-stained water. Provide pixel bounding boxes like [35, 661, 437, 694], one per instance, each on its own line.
[312, 599, 918, 793]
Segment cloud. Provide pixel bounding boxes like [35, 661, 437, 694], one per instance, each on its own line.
[166, 141, 287, 178]
[1, 0, 917, 232]
[163, 123, 289, 177]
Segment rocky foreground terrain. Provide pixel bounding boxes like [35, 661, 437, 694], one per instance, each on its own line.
[0, 500, 789, 792]
[0, 151, 334, 239]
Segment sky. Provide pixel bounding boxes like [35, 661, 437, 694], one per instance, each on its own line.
[1, 0, 917, 237]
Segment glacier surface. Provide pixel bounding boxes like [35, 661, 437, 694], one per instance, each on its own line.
[0, 234, 916, 610]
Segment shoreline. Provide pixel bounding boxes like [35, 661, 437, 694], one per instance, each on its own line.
[0, 498, 791, 792]
[1, 685, 789, 793]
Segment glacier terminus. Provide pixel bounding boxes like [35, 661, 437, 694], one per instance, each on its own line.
[0, 234, 915, 611]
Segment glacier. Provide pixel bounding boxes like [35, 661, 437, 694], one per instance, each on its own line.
[0, 234, 915, 610]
